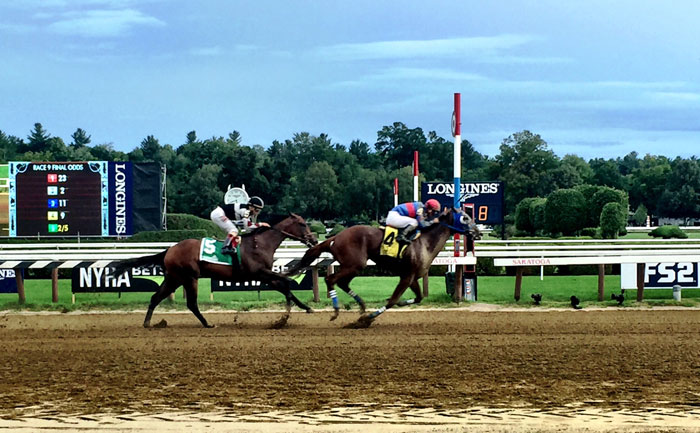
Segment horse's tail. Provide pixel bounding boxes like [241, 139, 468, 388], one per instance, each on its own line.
[284, 237, 334, 277]
[111, 249, 168, 277]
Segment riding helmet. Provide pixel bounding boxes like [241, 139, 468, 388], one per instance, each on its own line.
[425, 199, 441, 211]
[248, 196, 264, 209]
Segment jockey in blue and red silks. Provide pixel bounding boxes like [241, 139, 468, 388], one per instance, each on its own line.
[385, 199, 442, 244]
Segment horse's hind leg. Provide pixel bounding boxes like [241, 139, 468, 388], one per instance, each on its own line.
[144, 276, 181, 328]
[183, 278, 213, 328]
[326, 267, 364, 321]
[397, 279, 423, 307]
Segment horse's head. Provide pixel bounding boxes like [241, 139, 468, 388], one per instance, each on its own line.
[439, 207, 482, 240]
[275, 213, 318, 247]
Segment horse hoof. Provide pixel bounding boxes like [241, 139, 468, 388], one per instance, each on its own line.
[143, 323, 151, 328]
[270, 315, 290, 329]
[305, 308, 314, 314]
[344, 315, 374, 329]
[153, 319, 168, 328]
[204, 324, 215, 329]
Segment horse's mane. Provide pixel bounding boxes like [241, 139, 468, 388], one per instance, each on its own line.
[241, 225, 274, 238]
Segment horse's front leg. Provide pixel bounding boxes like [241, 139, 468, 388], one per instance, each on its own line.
[396, 279, 423, 307]
[349, 275, 413, 328]
[259, 268, 313, 313]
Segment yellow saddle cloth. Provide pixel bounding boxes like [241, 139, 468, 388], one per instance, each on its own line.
[379, 226, 416, 258]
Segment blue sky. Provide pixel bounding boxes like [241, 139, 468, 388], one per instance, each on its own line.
[1, 0, 699, 160]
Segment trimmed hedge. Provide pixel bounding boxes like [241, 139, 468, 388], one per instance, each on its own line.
[649, 225, 688, 239]
[167, 213, 220, 237]
[127, 229, 209, 242]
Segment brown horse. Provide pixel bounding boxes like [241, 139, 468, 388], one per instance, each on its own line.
[284, 207, 480, 327]
[112, 213, 317, 328]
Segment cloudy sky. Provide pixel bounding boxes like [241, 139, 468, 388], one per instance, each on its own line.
[1, 0, 699, 160]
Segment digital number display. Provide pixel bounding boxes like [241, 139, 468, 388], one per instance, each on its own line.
[9, 162, 108, 236]
[422, 181, 504, 225]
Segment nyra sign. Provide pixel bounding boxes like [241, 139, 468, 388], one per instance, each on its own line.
[71, 266, 164, 293]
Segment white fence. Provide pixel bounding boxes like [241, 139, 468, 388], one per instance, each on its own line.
[3, 239, 700, 303]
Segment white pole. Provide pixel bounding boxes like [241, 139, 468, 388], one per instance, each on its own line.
[413, 151, 419, 202]
[393, 178, 398, 207]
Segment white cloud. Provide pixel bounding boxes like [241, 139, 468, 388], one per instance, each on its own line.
[189, 46, 222, 57]
[47, 8, 165, 37]
[332, 67, 484, 89]
[0, 22, 35, 33]
[314, 34, 542, 61]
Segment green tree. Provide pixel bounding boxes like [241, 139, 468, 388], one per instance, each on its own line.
[0, 130, 22, 162]
[375, 122, 427, 170]
[291, 161, 338, 219]
[590, 187, 629, 227]
[626, 154, 670, 214]
[544, 188, 586, 236]
[23, 122, 51, 153]
[632, 203, 648, 226]
[589, 158, 624, 189]
[600, 202, 626, 239]
[70, 128, 91, 148]
[514, 197, 539, 235]
[530, 197, 547, 234]
[494, 130, 560, 214]
[657, 157, 700, 220]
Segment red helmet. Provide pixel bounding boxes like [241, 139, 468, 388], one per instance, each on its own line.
[425, 199, 441, 211]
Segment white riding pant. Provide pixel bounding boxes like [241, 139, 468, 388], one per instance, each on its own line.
[210, 206, 239, 236]
[386, 211, 418, 230]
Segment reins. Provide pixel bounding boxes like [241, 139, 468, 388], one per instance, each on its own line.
[273, 228, 314, 247]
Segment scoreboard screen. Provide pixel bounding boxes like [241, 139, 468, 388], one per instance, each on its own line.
[8, 162, 133, 237]
[422, 181, 505, 225]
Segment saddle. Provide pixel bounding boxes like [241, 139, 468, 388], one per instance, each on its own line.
[199, 238, 241, 266]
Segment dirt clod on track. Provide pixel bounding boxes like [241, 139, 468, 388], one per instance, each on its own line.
[1, 308, 700, 432]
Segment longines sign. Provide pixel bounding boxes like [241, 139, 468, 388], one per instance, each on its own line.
[422, 181, 504, 225]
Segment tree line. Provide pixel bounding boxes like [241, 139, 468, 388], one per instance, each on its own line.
[2, 123, 699, 226]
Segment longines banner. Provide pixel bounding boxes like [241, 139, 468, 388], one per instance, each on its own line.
[421, 181, 504, 225]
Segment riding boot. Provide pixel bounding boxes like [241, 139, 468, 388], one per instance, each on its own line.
[397, 226, 417, 244]
[221, 234, 239, 255]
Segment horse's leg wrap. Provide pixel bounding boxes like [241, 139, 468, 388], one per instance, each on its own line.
[367, 306, 386, 319]
[347, 290, 365, 311]
[397, 299, 416, 307]
[330, 289, 340, 321]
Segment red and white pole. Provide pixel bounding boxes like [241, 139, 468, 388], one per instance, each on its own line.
[453, 93, 461, 209]
[393, 178, 399, 207]
[413, 151, 419, 202]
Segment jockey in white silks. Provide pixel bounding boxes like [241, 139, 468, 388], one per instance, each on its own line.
[210, 196, 268, 254]
[385, 199, 442, 243]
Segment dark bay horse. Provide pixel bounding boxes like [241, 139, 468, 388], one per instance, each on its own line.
[112, 213, 317, 328]
[284, 208, 480, 327]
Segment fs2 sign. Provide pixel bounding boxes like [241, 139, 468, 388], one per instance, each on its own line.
[621, 262, 700, 289]
[422, 181, 504, 225]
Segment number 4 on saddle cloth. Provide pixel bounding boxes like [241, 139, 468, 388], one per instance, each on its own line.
[380, 226, 419, 259]
[199, 238, 241, 266]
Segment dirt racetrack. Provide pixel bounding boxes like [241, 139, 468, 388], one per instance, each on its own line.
[1, 308, 700, 432]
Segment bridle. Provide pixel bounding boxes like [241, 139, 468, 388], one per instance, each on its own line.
[273, 227, 316, 247]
